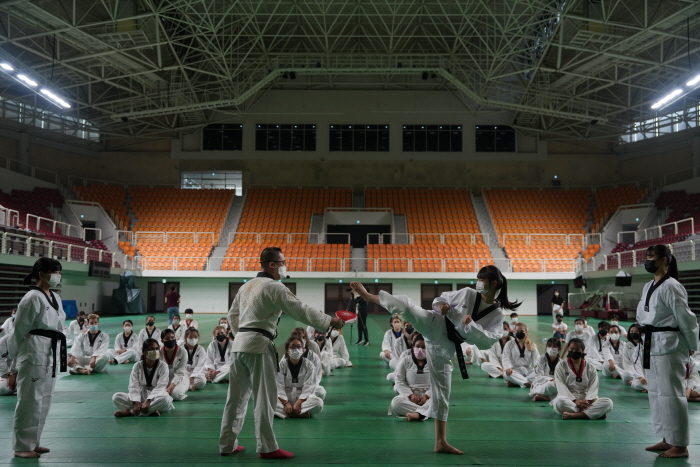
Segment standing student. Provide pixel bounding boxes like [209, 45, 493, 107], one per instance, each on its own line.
[218, 247, 343, 459]
[160, 329, 188, 401]
[137, 316, 162, 348]
[551, 338, 613, 420]
[530, 338, 560, 402]
[637, 245, 698, 459]
[168, 314, 186, 345]
[183, 308, 199, 330]
[390, 333, 432, 421]
[502, 323, 540, 388]
[481, 322, 512, 378]
[562, 318, 588, 355]
[108, 320, 139, 365]
[601, 325, 625, 379]
[351, 290, 370, 346]
[112, 338, 173, 417]
[621, 324, 647, 392]
[551, 290, 565, 321]
[352, 264, 515, 455]
[68, 313, 109, 375]
[380, 315, 403, 366]
[205, 325, 232, 384]
[585, 321, 612, 371]
[9, 258, 66, 458]
[165, 284, 180, 326]
[275, 336, 324, 419]
[0, 332, 17, 395]
[1, 308, 16, 335]
[552, 314, 567, 342]
[183, 328, 207, 392]
[64, 310, 87, 347]
[329, 328, 353, 369]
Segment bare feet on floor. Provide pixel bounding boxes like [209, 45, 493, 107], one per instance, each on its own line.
[562, 412, 590, 420]
[506, 381, 518, 387]
[114, 410, 134, 417]
[34, 447, 50, 453]
[434, 442, 463, 455]
[532, 395, 551, 402]
[659, 447, 689, 458]
[15, 451, 40, 458]
[406, 412, 422, 422]
[646, 441, 672, 451]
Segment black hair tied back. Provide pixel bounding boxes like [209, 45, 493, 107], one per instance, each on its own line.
[23, 257, 62, 285]
[477, 265, 521, 311]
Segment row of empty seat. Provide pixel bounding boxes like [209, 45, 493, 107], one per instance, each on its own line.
[366, 244, 493, 272]
[223, 244, 351, 272]
[591, 185, 648, 231]
[73, 184, 130, 230]
[0, 187, 65, 233]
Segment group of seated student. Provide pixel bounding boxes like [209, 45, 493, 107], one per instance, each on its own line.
[381, 316, 414, 382]
[306, 324, 353, 374]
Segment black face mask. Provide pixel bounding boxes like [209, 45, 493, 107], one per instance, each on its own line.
[216, 334, 227, 342]
[515, 331, 526, 340]
[598, 329, 608, 337]
[628, 333, 641, 341]
[644, 259, 660, 274]
[556, 318, 563, 322]
[568, 351, 583, 360]
[163, 340, 177, 349]
[78, 318, 85, 324]
[147, 321, 155, 327]
[405, 326, 414, 335]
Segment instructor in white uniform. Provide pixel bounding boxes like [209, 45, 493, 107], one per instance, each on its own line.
[218, 247, 344, 459]
[9, 258, 66, 458]
[637, 245, 698, 459]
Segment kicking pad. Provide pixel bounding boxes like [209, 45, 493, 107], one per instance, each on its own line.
[336, 310, 358, 324]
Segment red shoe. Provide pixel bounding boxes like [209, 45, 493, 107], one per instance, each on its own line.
[259, 449, 295, 459]
[220, 446, 245, 456]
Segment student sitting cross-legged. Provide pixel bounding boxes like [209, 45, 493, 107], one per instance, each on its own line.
[389, 333, 432, 422]
[68, 313, 109, 375]
[275, 335, 324, 419]
[108, 319, 139, 365]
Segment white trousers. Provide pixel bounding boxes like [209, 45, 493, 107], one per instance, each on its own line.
[12, 362, 56, 452]
[71, 355, 109, 373]
[219, 349, 279, 454]
[552, 396, 613, 419]
[212, 368, 230, 383]
[315, 385, 326, 400]
[112, 392, 173, 415]
[170, 377, 190, 401]
[427, 351, 453, 422]
[504, 368, 534, 388]
[585, 357, 603, 371]
[330, 357, 350, 370]
[601, 366, 621, 378]
[107, 349, 138, 364]
[190, 374, 207, 390]
[380, 352, 391, 366]
[389, 358, 399, 371]
[529, 380, 557, 397]
[481, 362, 504, 378]
[389, 395, 432, 419]
[386, 372, 396, 382]
[274, 395, 324, 419]
[631, 377, 648, 392]
[647, 351, 689, 446]
[0, 376, 16, 396]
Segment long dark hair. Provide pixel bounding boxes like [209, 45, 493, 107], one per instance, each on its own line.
[646, 244, 679, 280]
[477, 265, 521, 310]
[141, 338, 159, 360]
[23, 257, 62, 285]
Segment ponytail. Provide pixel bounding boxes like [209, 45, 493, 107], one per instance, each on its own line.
[647, 244, 678, 280]
[477, 265, 521, 311]
[669, 255, 679, 280]
[23, 257, 62, 285]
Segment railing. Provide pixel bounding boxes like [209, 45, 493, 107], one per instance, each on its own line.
[637, 218, 695, 242]
[133, 231, 216, 244]
[0, 154, 61, 185]
[26, 214, 83, 239]
[586, 233, 601, 246]
[579, 239, 700, 273]
[1, 230, 135, 269]
[501, 233, 582, 246]
[228, 232, 324, 244]
[68, 175, 177, 190]
[0, 205, 20, 227]
[663, 166, 700, 186]
[66, 200, 118, 230]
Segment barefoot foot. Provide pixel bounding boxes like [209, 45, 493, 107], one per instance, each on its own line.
[659, 447, 689, 458]
[147, 410, 161, 417]
[532, 395, 551, 402]
[34, 447, 50, 453]
[114, 410, 134, 418]
[406, 412, 422, 422]
[646, 441, 673, 451]
[15, 451, 40, 458]
[434, 442, 463, 455]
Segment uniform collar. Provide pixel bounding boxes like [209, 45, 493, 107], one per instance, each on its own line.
[256, 272, 276, 280]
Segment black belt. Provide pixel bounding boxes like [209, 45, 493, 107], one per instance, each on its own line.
[238, 327, 278, 372]
[29, 329, 67, 377]
[444, 317, 469, 379]
[641, 325, 679, 369]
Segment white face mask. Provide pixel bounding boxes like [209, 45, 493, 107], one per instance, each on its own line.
[511, 317, 518, 323]
[502, 330, 510, 338]
[172, 319, 180, 325]
[475, 281, 490, 294]
[289, 348, 303, 360]
[185, 314, 193, 319]
[611, 321, 618, 325]
[123, 326, 132, 333]
[278, 265, 287, 277]
[575, 324, 583, 331]
[546, 347, 559, 357]
[146, 350, 160, 360]
[220, 323, 228, 329]
[331, 330, 339, 338]
[609, 333, 620, 341]
[47, 273, 61, 288]
[186, 338, 198, 346]
[89, 325, 99, 332]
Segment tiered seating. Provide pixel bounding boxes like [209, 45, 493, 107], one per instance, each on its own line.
[583, 243, 600, 261]
[655, 190, 700, 235]
[592, 185, 647, 230]
[366, 244, 492, 272]
[137, 241, 212, 270]
[73, 184, 130, 229]
[0, 187, 65, 232]
[119, 241, 136, 256]
[222, 244, 350, 272]
[505, 239, 581, 272]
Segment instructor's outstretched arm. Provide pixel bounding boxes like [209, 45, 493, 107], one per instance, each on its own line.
[350, 282, 379, 305]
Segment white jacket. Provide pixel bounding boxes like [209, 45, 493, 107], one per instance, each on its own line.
[137, 327, 162, 348]
[502, 339, 539, 374]
[205, 339, 232, 371]
[162, 345, 188, 386]
[585, 333, 613, 363]
[128, 359, 170, 402]
[622, 341, 645, 380]
[184, 344, 207, 378]
[276, 357, 318, 404]
[9, 288, 66, 366]
[70, 330, 109, 358]
[394, 354, 431, 398]
[486, 337, 511, 367]
[167, 324, 187, 345]
[331, 334, 352, 366]
[0, 333, 15, 375]
[554, 359, 600, 401]
[114, 331, 139, 352]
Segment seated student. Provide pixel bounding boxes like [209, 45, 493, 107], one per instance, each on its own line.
[620, 324, 647, 393]
[168, 314, 186, 345]
[562, 318, 588, 355]
[552, 314, 568, 343]
[509, 312, 519, 332]
[160, 329, 188, 401]
[584, 321, 612, 371]
[380, 315, 404, 366]
[293, 327, 321, 359]
[275, 336, 324, 419]
[0, 308, 16, 335]
[503, 323, 540, 388]
[313, 330, 333, 376]
[530, 338, 561, 402]
[582, 317, 595, 337]
[609, 317, 627, 338]
[481, 322, 512, 378]
[686, 357, 700, 402]
[387, 332, 418, 383]
[291, 330, 326, 399]
[183, 328, 207, 392]
[551, 338, 613, 420]
[0, 332, 17, 395]
[68, 313, 109, 375]
[601, 324, 625, 379]
[390, 320, 414, 371]
[112, 338, 174, 417]
[329, 327, 353, 369]
[108, 320, 139, 365]
[218, 317, 235, 340]
[138, 316, 162, 347]
[460, 343, 485, 365]
[182, 308, 199, 330]
[390, 333, 432, 421]
[204, 325, 231, 383]
[64, 310, 88, 347]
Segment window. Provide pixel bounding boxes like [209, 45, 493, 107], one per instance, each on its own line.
[402, 125, 462, 152]
[324, 283, 392, 315]
[329, 124, 390, 151]
[202, 124, 243, 151]
[181, 171, 242, 195]
[475, 125, 516, 152]
[255, 124, 316, 151]
[420, 283, 453, 310]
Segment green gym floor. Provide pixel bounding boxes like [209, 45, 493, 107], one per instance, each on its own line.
[1, 314, 699, 466]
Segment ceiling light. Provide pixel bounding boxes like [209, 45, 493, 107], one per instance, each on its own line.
[687, 75, 700, 87]
[0, 63, 13, 71]
[651, 89, 683, 110]
[17, 74, 37, 86]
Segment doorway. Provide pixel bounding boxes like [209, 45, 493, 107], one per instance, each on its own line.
[536, 284, 569, 316]
[147, 281, 180, 315]
[420, 283, 453, 310]
[324, 283, 392, 315]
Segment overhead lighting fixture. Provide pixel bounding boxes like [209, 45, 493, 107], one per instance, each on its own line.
[17, 74, 38, 87]
[0, 63, 13, 71]
[651, 89, 683, 110]
[40, 89, 71, 109]
[0, 59, 72, 109]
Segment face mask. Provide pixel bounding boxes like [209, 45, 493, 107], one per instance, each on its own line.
[568, 351, 583, 360]
[216, 334, 227, 342]
[414, 347, 427, 360]
[546, 347, 559, 357]
[610, 321, 618, 325]
[123, 326, 132, 333]
[556, 318, 563, 322]
[599, 329, 608, 337]
[515, 331, 526, 340]
[628, 333, 640, 341]
[609, 333, 620, 341]
[405, 326, 415, 335]
[89, 325, 98, 332]
[78, 318, 85, 324]
[172, 319, 180, 325]
[147, 321, 155, 327]
[186, 338, 198, 346]
[146, 350, 160, 360]
[185, 314, 193, 319]
[475, 281, 490, 295]
[575, 325, 583, 332]
[289, 348, 304, 360]
[220, 323, 228, 329]
[278, 265, 287, 277]
[645, 259, 660, 274]
[512, 318, 519, 323]
[46, 273, 61, 288]
[393, 324, 402, 332]
[554, 293, 559, 296]
[331, 330, 340, 338]
[502, 330, 510, 338]
[163, 339, 176, 349]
